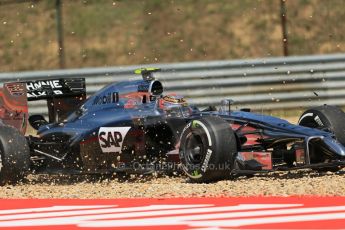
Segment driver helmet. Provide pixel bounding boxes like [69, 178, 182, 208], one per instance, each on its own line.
[158, 94, 191, 117]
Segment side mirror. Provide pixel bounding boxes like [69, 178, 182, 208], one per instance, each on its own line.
[219, 99, 235, 113]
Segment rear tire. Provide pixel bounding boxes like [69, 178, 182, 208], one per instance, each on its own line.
[179, 116, 237, 183]
[298, 105, 345, 172]
[0, 126, 30, 185]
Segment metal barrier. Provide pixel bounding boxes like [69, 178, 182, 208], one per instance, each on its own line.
[1, 53, 345, 114]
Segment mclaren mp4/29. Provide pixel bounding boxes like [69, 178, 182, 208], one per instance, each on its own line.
[0, 68, 345, 184]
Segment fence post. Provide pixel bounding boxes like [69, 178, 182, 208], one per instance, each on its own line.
[280, 0, 289, 56]
[56, 0, 65, 68]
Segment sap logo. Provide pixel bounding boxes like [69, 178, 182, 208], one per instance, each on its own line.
[314, 115, 324, 127]
[99, 131, 122, 148]
[98, 127, 131, 153]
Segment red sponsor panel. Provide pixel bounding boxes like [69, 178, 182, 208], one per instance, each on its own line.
[239, 151, 273, 169]
[296, 147, 306, 165]
[0, 197, 345, 229]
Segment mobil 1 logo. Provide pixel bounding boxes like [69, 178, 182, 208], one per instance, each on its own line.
[98, 127, 131, 153]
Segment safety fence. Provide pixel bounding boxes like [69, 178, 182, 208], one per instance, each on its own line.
[1, 53, 345, 114]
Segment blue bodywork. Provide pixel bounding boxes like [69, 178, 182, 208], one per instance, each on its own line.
[28, 73, 345, 173]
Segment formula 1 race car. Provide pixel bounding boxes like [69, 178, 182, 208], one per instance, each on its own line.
[1, 68, 345, 184]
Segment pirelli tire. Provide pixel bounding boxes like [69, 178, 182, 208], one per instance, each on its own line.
[298, 105, 345, 172]
[299, 105, 345, 145]
[0, 125, 30, 185]
[179, 116, 237, 183]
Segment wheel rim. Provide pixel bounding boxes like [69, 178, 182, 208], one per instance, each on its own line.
[185, 133, 204, 164]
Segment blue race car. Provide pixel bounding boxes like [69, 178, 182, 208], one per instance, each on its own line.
[1, 68, 345, 184]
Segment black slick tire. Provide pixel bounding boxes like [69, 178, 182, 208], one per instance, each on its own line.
[298, 105, 345, 172]
[179, 116, 237, 183]
[0, 125, 30, 185]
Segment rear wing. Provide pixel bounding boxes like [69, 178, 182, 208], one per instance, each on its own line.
[0, 78, 86, 134]
[26, 78, 85, 101]
[24, 78, 86, 123]
[0, 82, 28, 133]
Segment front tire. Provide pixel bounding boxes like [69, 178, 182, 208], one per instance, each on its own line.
[298, 105, 345, 145]
[0, 126, 30, 185]
[298, 105, 345, 172]
[179, 116, 237, 183]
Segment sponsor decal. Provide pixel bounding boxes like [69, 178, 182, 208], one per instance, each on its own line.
[92, 92, 118, 105]
[1, 197, 345, 229]
[26, 80, 62, 91]
[201, 149, 212, 172]
[98, 127, 131, 153]
[27, 90, 63, 98]
[26, 80, 63, 98]
[314, 115, 324, 126]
